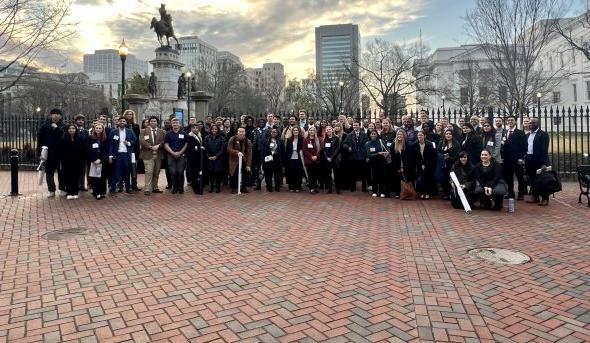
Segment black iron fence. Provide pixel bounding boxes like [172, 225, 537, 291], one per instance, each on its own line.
[2, 106, 589, 177]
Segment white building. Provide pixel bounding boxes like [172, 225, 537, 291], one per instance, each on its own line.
[176, 36, 217, 76]
[245, 62, 285, 92]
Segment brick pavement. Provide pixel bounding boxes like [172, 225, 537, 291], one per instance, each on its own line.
[0, 171, 589, 342]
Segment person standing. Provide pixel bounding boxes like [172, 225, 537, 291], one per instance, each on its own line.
[525, 118, 551, 206]
[391, 129, 416, 198]
[262, 127, 284, 192]
[252, 118, 268, 190]
[285, 127, 304, 192]
[415, 131, 437, 199]
[186, 124, 205, 194]
[321, 126, 341, 194]
[342, 121, 368, 192]
[481, 121, 501, 162]
[227, 127, 252, 194]
[437, 129, 460, 199]
[298, 110, 309, 132]
[461, 123, 483, 166]
[501, 115, 527, 200]
[139, 116, 166, 195]
[303, 126, 321, 194]
[204, 125, 225, 193]
[365, 129, 387, 197]
[60, 124, 85, 199]
[123, 110, 142, 191]
[87, 122, 109, 199]
[109, 116, 137, 195]
[37, 109, 66, 197]
[164, 118, 188, 194]
[74, 114, 89, 191]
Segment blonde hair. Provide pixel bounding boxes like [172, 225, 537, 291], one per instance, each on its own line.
[394, 129, 406, 154]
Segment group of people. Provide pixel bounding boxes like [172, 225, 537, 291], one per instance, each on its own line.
[37, 108, 553, 209]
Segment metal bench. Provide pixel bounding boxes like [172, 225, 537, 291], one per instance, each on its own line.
[578, 165, 590, 207]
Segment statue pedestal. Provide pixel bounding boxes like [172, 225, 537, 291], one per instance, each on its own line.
[150, 47, 184, 101]
[122, 94, 149, 121]
[190, 91, 213, 122]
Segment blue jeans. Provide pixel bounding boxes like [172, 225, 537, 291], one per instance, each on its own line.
[111, 153, 131, 192]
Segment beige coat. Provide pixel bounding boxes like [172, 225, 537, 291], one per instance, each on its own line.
[139, 127, 166, 160]
[227, 136, 252, 176]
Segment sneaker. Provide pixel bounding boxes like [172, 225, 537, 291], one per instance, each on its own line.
[72, 195, 79, 199]
[47, 192, 55, 198]
[372, 193, 377, 197]
[368, 186, 373, 191]
[66, 195, 74, 200]
[380, 194, 385, 198]
[59, 190, 67, 197]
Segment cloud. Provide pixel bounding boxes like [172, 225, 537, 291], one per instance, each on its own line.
[57, 0, 430, 78]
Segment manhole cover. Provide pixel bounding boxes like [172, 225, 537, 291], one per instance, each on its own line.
[467, 248, 531, 265]
[42, 227, 94, 241]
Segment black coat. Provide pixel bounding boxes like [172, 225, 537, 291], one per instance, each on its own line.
[461, 133, 483, 166]
[501, 128, 527, 163]
[204, 134, 225, 172]
[342, 130, 368, 161]
[262, 138, 285, 167]
[36, 120, 65, 169]
[414, 141, 437, 176]
[321, 135, 342, 167]
[60, 135, 86, 170]
[525, 129, 550, 170]
[87, 137, 109, 164]
[285, 137, 303, 160]
[187, 134, 205, 172]
[474, 161, 503, 188]
[451, 161, 475, 191]
[392, 148, 416, 182]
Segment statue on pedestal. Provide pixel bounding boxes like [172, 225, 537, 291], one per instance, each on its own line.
[177, 73, 186, 99]
[148, 72, 158, 98]
[150, 3, 179, 47]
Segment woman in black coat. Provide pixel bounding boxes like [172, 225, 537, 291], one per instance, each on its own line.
[474, 149, 507, 210]
[414, 131, 437, 199]
[60, 124, 86, 199]
[186, 124, 205, 194]
[321, 126, 342, 194]
[262, 127, 284, 192]
[450, 151, 475, 208]
[87, 122, 109, 199]
[204, 125, 225, 193]
[391, 129, 416, 197]
[461, 123, 483, 166]
[285, 126, 304, 192]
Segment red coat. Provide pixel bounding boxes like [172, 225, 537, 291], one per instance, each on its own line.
[303, 137, 321, 165]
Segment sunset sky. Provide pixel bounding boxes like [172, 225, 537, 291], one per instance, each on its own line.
[44, 0, 579, 79]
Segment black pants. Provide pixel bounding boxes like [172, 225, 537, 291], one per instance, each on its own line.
[322, 161, 338, 192]
[90, 175, 107, 197]
[286, 158, 303, 191]
[167, 155, 186, 192]
[208, 170, 222, 191]
[441, 164, 453, 197]
[263, 160, 281, 190]
[306, 163, 319, 191]
[45, 166, 65, 193]
[369, 157, 385, 194]
[63, 163, 82, 196]
[349, 159, 367, 191]
[503, 161, 526, 198]
[230, 167, 248, 190]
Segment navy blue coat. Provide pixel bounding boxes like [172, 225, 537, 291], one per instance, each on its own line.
[204, 134, 225, 172]
[36, 120, 65, 169]
[108, 127, 137, 157]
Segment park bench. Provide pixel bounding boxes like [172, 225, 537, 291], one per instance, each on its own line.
[578, 165, 590, 207]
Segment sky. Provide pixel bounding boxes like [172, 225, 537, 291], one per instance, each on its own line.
[41, 0, 575, 79]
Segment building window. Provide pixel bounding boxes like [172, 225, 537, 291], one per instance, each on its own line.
[549, 56, 553, 71]
[587, 81, 590, 100]
[552, 91, 560, 104]
[560, 52, 564, 68]
[573, 84, 577, 102]
[572, 48, 576, 64]
[460, 87, 468, 105]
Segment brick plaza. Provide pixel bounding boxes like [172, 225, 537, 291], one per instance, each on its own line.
[0, 171, 589, 342]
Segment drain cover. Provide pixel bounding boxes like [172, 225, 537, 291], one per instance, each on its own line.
[467, 248, 531, 265]
[42, 227, 94, 241]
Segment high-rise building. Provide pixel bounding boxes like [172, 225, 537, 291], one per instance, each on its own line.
[315, 24, 360, 111]
[176, 36, 217, 75]
[217, 51, 243, 73]
[245, 62, 285, 92]
[83, 49, 148, 99]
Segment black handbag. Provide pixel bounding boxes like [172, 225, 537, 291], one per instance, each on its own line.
[532, 170, 562, 195]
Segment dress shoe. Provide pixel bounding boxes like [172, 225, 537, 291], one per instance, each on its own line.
[152, 189, 163, 193]
[144, 191, 151, 195]
[526, 196, 540, 203]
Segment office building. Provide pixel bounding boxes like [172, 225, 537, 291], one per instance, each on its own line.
[176, 36, 217, 75]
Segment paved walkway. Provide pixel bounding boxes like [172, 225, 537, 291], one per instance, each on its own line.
[0, 172, 589, 342]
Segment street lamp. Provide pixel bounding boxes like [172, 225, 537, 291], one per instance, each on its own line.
[338, 80, 344, 115]
[185, 71, 192, 125]
[118, 39, 129, 112]
[536, 92, 542, 116]
[441, 95, 446, 112]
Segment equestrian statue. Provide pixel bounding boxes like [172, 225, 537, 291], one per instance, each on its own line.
[150, 4, 179, 47]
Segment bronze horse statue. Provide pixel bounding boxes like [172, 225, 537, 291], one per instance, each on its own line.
[150, 17, 179, 47]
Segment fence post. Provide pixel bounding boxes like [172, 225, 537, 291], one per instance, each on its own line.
[10, 149, 19, 196]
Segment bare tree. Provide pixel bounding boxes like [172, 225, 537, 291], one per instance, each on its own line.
[552, 9, 590, 62]
[284, 78, 323, 113]
[347, 38, 434, 118]
[263, 75, 284, 114]
[465, 0, 564, 113]
[209, 67, 242, 114]
[0, 0, 76, 92]
[314, 69, 358, 115]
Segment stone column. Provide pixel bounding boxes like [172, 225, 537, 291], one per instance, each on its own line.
[190, 91, 213, 122]
[149, 47, 184, 101]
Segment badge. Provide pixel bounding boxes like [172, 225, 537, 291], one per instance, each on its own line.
[92, 143, 99, 148]
[487, 141, 494, 146]
[113, 135, 119, 140]
[325, 143, 331, 148]
[265, 155, 273, 162]
[386, 142, 392, 147]
[307, 144, 313, 148]
[370, 147, 376, 152]
[144, 135, 149, 140]
[179, 134, 185, 139]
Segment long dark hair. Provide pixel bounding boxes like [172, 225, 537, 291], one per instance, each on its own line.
[64, 124, 78, 141]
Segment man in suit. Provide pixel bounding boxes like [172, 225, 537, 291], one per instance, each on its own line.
[37, 108, 66, 197]
[123, 110, 142, 191]
[108, 116, 137, 195]
[342, 121, 368, 192]
[139, 116, 166, 195]
[470, 115, 482, 135]
[525, 117, 551, 206]
[501, 115, 527, 200]
[298, 110, 309, 132]
[227, 127, 253, 194]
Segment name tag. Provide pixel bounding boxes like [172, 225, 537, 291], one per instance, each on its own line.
[487, 141, 494, 146]
[307, 144, 313, 148]
[144, 135, 149, 140]
[113, 135, 119, 140]
[325, 143, 331, 148]
[126, 141, 131, 146]
[265, 155, 273, 162]
[92, 143, 99, 148]
[269, 143, 276, 148]
[179, 134, 185, 139]
[195, 146, 199, 151]
[386, 142, 392, 147]
[432, 142, 436, 149]
[370, 147, 376, 152]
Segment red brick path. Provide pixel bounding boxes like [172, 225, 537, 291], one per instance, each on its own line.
[0, 172, 589, 342]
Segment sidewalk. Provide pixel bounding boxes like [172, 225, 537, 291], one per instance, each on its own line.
[0, 171, 588, 342]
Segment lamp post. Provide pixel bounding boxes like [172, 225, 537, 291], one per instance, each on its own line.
[118, 39, 128, 112]
[185, 71, 192, 126]
[338, 80, 344, 115]
[536, 92, 542, 116]
[441, 95, 446, 112]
